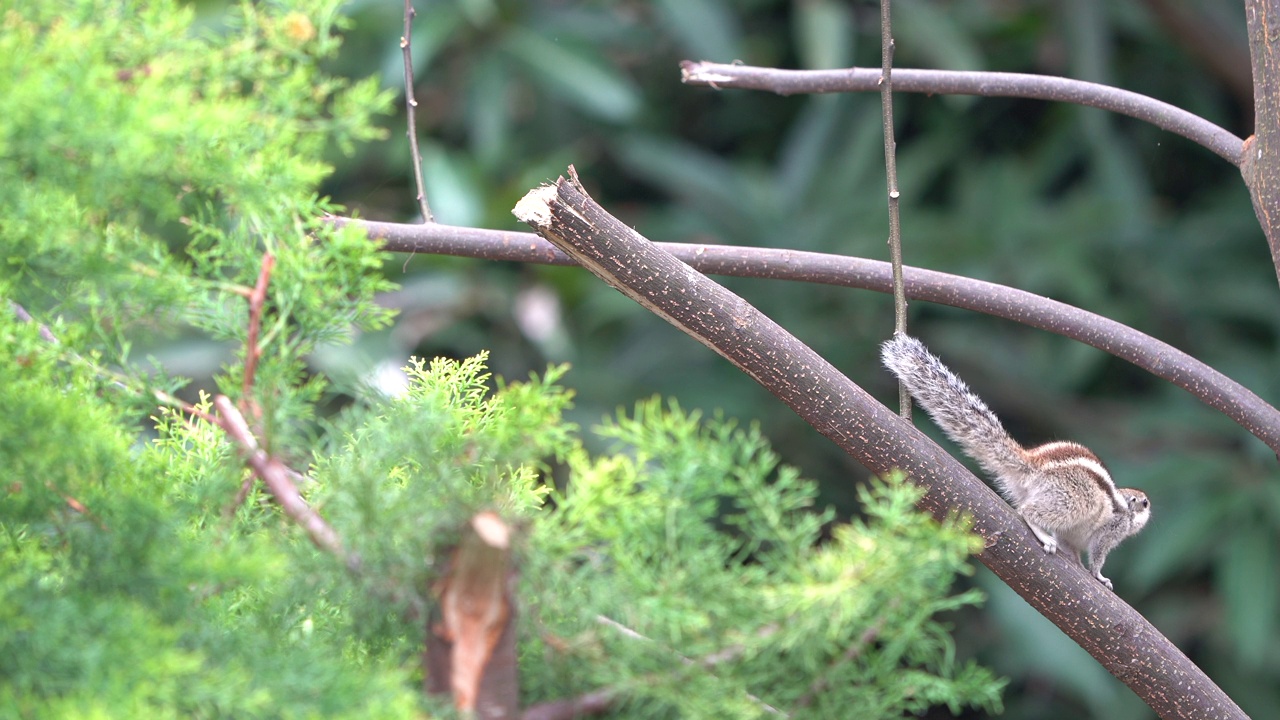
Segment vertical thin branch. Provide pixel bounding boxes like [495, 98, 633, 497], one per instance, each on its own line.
[402, 0, 434, 223]
[240, 251, 274, 419]
[880, 0, 910, 418]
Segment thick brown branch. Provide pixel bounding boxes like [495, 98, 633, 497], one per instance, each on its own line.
[512, 173, 1245, 720]
[329, 216, 1280, 456]
[1244, 0, 1280, 286]
[680, 61, 1244, 165]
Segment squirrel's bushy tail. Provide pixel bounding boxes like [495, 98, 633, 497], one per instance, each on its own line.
[880, 335, 1027, 486]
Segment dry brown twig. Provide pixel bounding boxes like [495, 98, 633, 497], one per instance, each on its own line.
[239, 252, 274, 419]
[211, 395, 357, 569]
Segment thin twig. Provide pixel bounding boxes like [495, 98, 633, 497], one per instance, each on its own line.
[213, 395, 359, 571]
[680, 61, 1244, 164]
[879, 0, 910, 420]
[793, 619, 882, 709]
[240, 252, 274, 419]
[10, 301, 59, 344]
[402, 0, 434, 222]
[12, 298, 346, 562]
[521, 689, 616, 720]
[154, 390, 219, 426]
[573, 615, 784, 717]
[46, 481, 107, 531]
[224, 476, 256, 521]
[328, 215, 1280, 456]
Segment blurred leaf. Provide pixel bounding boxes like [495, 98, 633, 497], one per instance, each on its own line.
[615, 134, 776, 240]
[775, 96, 847, 210]
[983, 575, 1139, 718]
[1128, 481, 1231, 590]
[1218, 519, 1278, 667]
[380, 4, 465, 89]
[512, 148, 584, 206]
[654, 0, 743, 63]
[778, 105, 885, 251]
[792, 0, 853, 70]
[421, 143, 483, 226]
[502, 29, 641, 123]
[466, 54, 512, 170]
[456, 0, 497, 26]
[896, 0, 985, 71]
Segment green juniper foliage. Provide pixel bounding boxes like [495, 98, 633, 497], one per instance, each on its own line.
[524, 399, 1004, 717]
[1, 0, 1003, 716]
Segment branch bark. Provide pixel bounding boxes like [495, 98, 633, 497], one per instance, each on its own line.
[1244, 0, 1280, 286]
[330, 215, 1280, 457]
[679, 61, 1244, 165]
[511, 172, 1246, 720]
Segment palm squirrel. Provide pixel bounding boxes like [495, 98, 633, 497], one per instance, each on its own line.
[881, 334, 1150, 589]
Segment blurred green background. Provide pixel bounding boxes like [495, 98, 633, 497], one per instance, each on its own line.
[178, 0, 1275, 717]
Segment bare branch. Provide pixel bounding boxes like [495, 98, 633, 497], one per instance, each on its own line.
[878, 0, 911, 420]
[328, 215, 1280, 456]
[10, 301, 58, 344]
[680, 61, 1244, 165]
[511, 172, 1246, 720]
[401, 0, 434, 222]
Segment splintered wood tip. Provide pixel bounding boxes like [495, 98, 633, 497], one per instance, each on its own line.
[512, 183, 558, 226]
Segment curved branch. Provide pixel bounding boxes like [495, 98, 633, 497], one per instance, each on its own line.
[329, 216, 1280, 456]
[510, 172, 1245, 720]
[679, 61, 1245, 165]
